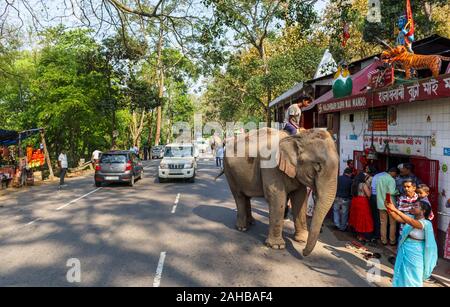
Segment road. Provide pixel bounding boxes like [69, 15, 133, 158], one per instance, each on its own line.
[0, 157, 378, 287]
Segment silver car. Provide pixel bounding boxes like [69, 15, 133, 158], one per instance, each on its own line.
[94, 150, 143, 187]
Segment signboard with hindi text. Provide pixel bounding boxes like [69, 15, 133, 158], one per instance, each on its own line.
[318, 74, 450, 114]
[363, 134, 430, 157]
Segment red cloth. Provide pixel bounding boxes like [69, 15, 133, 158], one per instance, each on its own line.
[349, 196, 374, 233]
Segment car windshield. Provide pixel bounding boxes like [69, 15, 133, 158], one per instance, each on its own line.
[164, 146, 193, 157]
[101, 154, 127, 163]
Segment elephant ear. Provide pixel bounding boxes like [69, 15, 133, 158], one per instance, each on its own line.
[277, 137, 298, 178]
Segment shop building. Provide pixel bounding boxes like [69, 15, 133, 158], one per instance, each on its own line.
[269, 34, 450, 258]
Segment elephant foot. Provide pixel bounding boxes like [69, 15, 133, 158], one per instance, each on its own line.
[248, 216, 256, 225]
[265, 237, 286, 250]
[293, 231, 308, 243]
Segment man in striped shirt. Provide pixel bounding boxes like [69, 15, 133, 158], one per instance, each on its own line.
[397, 179, 418, 237]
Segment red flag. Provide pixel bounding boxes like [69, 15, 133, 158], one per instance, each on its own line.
[405, 0, 414, 38]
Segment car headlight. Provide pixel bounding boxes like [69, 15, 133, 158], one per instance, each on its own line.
[184, 162, 194, 169]
[160, 162, 168, 169]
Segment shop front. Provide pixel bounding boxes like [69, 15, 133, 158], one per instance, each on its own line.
[0, 128, 54, 189]
[319, 73, 450, 258]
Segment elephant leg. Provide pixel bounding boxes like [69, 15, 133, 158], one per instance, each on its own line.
[246, 198, 255, 225]
[232, 191, 251, 232]
[290, 187, 308, 243]
[265, 190, 287, 250]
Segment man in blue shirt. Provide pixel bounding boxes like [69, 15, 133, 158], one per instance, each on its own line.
[333, 168, 353, 231]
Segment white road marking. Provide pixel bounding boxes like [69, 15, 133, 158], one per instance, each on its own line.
[56, 188, 102, 211]
[153, 251, 167, 287]
[171, 193, 181, 213]
[26, 218, 42, 226]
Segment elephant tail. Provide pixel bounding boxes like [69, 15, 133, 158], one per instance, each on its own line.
[214, 169, 225, 181]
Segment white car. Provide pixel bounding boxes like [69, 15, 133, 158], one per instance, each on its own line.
[194, 138, 209, 153]
[158, 143, 198, 183]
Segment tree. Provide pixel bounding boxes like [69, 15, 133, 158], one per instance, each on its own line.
[203, 0, 318, 125]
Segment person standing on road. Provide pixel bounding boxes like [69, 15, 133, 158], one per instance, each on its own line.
[91, 149, 102, 168]
[333, 168, 353, 231]
[216, 145, 224, 169]
[376, 167, 399, 246]
[348, 172, 373, 242]
[58, 150, 68, 188]
[385, 199, 437, 287]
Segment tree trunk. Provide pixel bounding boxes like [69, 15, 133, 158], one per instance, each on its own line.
[40, 130, 54, 180]
[155, 6, 165, 146]
[259, 43, 272, 127]
[423, 2, 433, 35]
[147, 110, 154, 147]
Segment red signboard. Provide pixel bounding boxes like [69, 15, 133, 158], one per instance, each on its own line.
[368, 67, 394, 89]
[318, 73, 450, 114]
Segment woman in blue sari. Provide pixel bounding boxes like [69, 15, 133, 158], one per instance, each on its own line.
[385, 199, 437, 287]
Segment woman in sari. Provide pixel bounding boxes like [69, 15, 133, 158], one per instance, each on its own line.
[385, 199, 437, 287]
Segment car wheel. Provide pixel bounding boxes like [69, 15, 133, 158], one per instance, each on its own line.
[188, 175, 195, 183]
[129, 175, 135, 187]
[95, 181, 102, 187]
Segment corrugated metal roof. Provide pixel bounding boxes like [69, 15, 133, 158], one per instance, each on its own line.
[268, 82, 304, 108]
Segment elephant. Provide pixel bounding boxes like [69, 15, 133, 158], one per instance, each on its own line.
[220, 128, 339, 256]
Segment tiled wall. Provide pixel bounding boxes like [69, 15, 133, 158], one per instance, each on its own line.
[338, 98, 450, 232]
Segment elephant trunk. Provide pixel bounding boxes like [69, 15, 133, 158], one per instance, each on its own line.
[303, 172, 338, 256]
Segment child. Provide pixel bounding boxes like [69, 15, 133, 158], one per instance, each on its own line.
[397, 179, 418, 239]
[417, 184, 434, 221]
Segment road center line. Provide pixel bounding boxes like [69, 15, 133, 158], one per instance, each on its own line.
[171, 193, 181, 214]
[56, 188, 102, 211]
[153, 251, 167, 287]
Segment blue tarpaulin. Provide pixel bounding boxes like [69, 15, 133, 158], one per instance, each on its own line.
[0, 128, 42, 146]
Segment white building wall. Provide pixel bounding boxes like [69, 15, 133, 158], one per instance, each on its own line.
[338, 98, 450, 232]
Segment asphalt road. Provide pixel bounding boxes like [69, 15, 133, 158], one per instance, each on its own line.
[0, 157, 374, 287]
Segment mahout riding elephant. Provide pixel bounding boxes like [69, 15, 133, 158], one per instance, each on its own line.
[220, 128, 338, 256]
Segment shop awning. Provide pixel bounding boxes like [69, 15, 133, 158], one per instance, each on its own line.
[317, 73, 450, 114]
[0, 129, 19, 144]
[313, 60, 382, 106]
[0, 128, 42, 146]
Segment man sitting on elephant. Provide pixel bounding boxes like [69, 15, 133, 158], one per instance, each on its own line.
[283, 95, 312, 135]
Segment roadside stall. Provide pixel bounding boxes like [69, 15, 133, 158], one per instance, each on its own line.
[0, 128, 54, 189]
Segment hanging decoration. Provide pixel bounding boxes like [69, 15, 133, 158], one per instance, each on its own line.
[342, 22, 350, 47]
[396, 0, 415, 53]
[332, 62, 353, 98]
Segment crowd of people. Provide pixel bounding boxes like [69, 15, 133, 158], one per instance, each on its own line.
[334, 160, 438, 287]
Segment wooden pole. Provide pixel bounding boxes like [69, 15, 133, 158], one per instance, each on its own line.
[40, 129, 54, 180]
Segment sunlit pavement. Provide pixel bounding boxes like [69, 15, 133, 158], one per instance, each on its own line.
[0, 158, 441, 287]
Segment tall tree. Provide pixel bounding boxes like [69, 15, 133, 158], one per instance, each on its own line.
[203, 0, 318, 125]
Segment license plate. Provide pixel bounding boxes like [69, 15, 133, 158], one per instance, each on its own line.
[105, 176, 119, 181]
[169, 171, 182, 175]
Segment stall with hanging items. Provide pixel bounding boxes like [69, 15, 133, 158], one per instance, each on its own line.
[0, 128, 54, 189]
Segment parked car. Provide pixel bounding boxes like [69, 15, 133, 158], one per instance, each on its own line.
[194, 138, 209, 153]
[158, 143, 198, 183]
[94, 150, 143, 187]
[151, 145, 165, 159]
